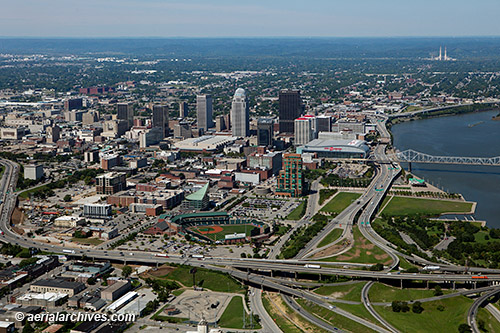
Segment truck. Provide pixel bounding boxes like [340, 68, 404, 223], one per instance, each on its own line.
[63, 249, 75, 254]
[192, 254, 204, 259]
[423, 265, 440, 271]
[304, 264, 321, 269]
[155, 253, 169, 258]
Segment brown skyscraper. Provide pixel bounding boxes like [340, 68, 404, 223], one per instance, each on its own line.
[275, 153, 303, 197]
[278, 90, 303, 133]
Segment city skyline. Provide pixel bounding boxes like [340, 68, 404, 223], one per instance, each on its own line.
[1, 0, 499, 38]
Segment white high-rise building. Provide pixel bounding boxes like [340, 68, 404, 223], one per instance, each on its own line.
[294, 116, 315, 146]
[230, 88, 249, 137]
[196, 94, 213, 131]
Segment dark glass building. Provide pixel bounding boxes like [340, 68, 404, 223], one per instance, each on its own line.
[278, 90, 303, 133]
[152, 105, 169, 138]
[257, 118, 274, 147]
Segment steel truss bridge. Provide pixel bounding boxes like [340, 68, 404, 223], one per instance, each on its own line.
[383, 149, 500, 166]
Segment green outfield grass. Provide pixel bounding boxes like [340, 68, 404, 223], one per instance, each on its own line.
[381, 197, 473, 216]
[321, 192, 361, 214]
[189, 224, 256, 241]
[374, 296, 472, 333]
[318, 228, 343, 248]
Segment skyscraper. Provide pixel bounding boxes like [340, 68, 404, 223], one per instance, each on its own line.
[196, 94, 213, 131]
[117, 103, 134, 128]
[152, 104, 169, 138]
[279, 90, 303, 133]
[316, 115, 332, 133]
[257, 118, 273, 147]
[230, 88, 249, 137]
[294, 116, 315, 146]
[275, 153, 304, 197]
[179, 101, 188, 118]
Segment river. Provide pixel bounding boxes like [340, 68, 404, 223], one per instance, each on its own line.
[391, 110, 500, 228]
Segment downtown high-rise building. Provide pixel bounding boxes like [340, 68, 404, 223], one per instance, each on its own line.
[230, 88, 249, 137]
[179, 101, 188, 118]
[152, 104, 169, 138]
[257, 118, 274, 147]
[294, 116, 315, 146]
[117, 102, 134, 128]
[275, 153, 304, 197]
[316, 115, 332, 133]
[196, 94, 213, 131]
[279, 90, 303, 133]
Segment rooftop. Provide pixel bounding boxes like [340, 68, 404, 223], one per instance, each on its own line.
[185, 183, 209, 201]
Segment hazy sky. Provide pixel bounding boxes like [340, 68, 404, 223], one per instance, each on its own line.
[1, 0, 499, 37]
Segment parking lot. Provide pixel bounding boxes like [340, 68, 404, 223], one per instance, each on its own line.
[229, 198, 299, 221]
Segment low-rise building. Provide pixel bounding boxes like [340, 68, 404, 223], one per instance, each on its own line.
[54, 216, 85, 228]
[101, 281, 131, 302]
[24, 164, 44, 180]
[30, 278, 85, 297]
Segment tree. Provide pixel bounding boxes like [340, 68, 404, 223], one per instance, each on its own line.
[434, 285, 443, 296]
[391, 301, 401, 312]
[63, 194, 72, 202]
[458, 324, 472, 333]
[122, 265, 132, 278]
[412, 301, 424, 314]
[22, 323, 35, 333]
[369, 263, 384, 271]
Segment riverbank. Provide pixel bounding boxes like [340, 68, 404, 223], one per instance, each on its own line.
[388, 103, 499, 127]
[389, 109, 500, 228]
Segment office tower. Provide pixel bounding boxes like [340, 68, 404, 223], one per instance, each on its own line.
[174, 121, 193, 139]
[215, 115, 226, 132]
[152, 104, 169, 138]
[46, 125, 60, 144]
[275, 154, 303, 197]
[279, 90, 303, 133]
[196, 94, 213, 131]
[257, 118, 273, 147]
[294, 116, 315, 146]
[316, 115, 332, 133]
[230, 88, 249, 137]
[179, 101, 189, 118]
[117, 103, 134, 128]
[64, 98, 83, 111]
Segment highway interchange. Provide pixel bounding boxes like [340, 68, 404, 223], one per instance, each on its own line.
[0, 116, 499, 332]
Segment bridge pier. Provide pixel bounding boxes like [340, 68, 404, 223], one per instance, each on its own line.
[453, 281, 456, 290]
[426, 280, 429, 289]
[400, 279, 403, 289]
[408, 162, 412, 172]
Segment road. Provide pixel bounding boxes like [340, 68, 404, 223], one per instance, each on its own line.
[361, 281, 398, 333]
[467, 288, 500, 333]
[248, 287, 282, 333]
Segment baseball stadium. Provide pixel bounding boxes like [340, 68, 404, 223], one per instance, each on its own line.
[162, 212, 270, 244]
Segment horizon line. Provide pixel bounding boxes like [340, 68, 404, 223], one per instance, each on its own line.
[1, 35, 500, 39]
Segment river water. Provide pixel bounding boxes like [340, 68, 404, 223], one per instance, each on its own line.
[391, 110, 500, 228]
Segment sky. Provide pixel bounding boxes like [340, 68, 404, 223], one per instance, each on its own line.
[1, 0, 499, 38]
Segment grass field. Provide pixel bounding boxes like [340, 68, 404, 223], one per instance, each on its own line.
[478, 307, 500, 333]
[296, 299, 378, 333]
[334, 302, 380, 325]
[262, 293, 303, 333]
[314, 281, 366, 302]
[18, 184, 49, 199]
[189, 224, 255, 241]
[374, 296, 472, 333]
[161, 266, 245, 293]
[263, 292, 328, 333]
[318, 228, 343, 248]
[218, 296, 261, 329]
[369, 283, 451, 303]
[381, 196, 473, 216]
[71, 237, 104, 245]
[287, 201, 306, 220]
[319, 226, 392, 264]
[321, 192, 361, 214]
